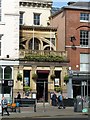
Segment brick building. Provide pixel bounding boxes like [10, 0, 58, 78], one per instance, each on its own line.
[50, 2, 90, 98]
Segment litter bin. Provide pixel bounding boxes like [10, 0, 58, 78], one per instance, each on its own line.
[74, 96, 83, 112]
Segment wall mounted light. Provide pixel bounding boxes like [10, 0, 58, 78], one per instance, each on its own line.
[70, 36, 76, 42]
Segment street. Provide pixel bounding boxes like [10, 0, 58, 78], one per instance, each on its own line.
[0, 104, 89, 120]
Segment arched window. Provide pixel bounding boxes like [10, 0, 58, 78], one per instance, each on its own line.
[29, 38, 40, 50]
[4, 66, 12, 79]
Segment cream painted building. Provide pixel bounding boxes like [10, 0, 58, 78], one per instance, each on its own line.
[12, 0, 69, 102]
[0, 0, 19, 103]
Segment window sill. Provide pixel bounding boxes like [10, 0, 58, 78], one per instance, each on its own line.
[80, 46, 90, 48]
[80, 20, 89, 23]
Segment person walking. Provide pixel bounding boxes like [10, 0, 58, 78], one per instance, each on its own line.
[17, 92, 21, 99]
[16, 92, 21, 105]
[58, 93, 65, 109]
[51, 91, 57, 106]
[1, 97, 10, 116]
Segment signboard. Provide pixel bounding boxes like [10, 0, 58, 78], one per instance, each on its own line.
[55, 78, 59, 86]
[2, 80, 13, 87]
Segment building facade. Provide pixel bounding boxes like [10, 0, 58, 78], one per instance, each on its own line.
[12, 0, 69, 102]
[0, 0, 19, 102]
[50, 2, 90, 98]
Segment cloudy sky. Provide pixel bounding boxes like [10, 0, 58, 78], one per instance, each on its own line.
[52, 0, 89, 7]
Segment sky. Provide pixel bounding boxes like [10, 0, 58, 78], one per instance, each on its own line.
[52, 0, 89, 8]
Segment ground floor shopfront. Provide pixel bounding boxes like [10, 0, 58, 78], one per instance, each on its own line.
[13, 61, 68, 102]
[0, 59, 19, 103]
[67, 71, 90, 99]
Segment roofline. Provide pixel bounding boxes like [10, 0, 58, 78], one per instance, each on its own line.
[50, 2, 90, 19]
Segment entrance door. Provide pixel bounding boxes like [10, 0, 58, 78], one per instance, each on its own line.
[37, 71, 49, 102]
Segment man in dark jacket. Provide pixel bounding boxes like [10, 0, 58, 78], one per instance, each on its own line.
[17, 92, 21, 105]
[51, 92, 57, 106]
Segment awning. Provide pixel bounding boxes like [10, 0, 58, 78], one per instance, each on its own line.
[37, 70, 50, 73]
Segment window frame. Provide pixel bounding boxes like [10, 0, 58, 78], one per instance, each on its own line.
[19, 12, 24, 25]
[33, 13, 41, 25]
[80, 53, 90, 72]
[80, 13, 89, 22]
[80, 30, 89, 47]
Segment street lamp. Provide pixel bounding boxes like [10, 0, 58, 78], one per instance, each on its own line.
[67, 67, 73, 98]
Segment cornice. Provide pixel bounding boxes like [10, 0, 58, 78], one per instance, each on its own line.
[19, 1, 52, 8]
[20, 25, 57, 31]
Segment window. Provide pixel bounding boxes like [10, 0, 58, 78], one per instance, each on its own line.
[80, 13, 89, 21]
[20, 12, 24, 25]
[29, 38, 40, 50]
[80, 54, 90, 71]
[80, 30, 89, 47]
[33, 13, 40, 25]
[4, 66, 12, 79]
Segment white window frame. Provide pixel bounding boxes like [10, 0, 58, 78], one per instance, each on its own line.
[80, 54, 90, 72]
[80, 30, 90, 47]
[80, 13, 90, 22]
[33, 13, 41, 26]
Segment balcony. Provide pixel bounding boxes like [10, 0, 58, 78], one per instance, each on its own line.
[19, 50, 68, 62]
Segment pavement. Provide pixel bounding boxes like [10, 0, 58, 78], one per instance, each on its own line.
[0, 103, 88, 119]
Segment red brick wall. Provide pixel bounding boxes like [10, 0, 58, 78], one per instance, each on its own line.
[65, 9, 90, 70]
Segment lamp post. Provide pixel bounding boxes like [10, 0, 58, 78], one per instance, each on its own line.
[67, 67, 73, 98]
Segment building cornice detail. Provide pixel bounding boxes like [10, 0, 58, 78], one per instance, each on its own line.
[19, 1, 52, 8]
[20, 25, 57, 31]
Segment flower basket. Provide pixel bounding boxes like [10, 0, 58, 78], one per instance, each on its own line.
[50, 74, 55, 80]
[23, 86, 32, 92]
[17, 73, 22, 81]
[32, 73, 38, 80]
[54, 86, 62, 93]
[64, 75, 69, 83]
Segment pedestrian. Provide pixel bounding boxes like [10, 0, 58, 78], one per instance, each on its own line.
[17, 92, 21, 99]
[16, 92, 21, 105]
[58, 93, 65, 109]
[1, 96, 10, 116]
[51, 91, 57, 106]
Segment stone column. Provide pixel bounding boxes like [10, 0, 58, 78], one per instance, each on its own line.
[67, 69, 73, 98]
[49, 66, 55, 91]
[61, 67, 68, 96]
[67, 77, 73, 98]
[13, 65, 23, 98]
[31, 65, 37, 92]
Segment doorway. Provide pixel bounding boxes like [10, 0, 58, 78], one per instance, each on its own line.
[36, 70, 49, 102]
